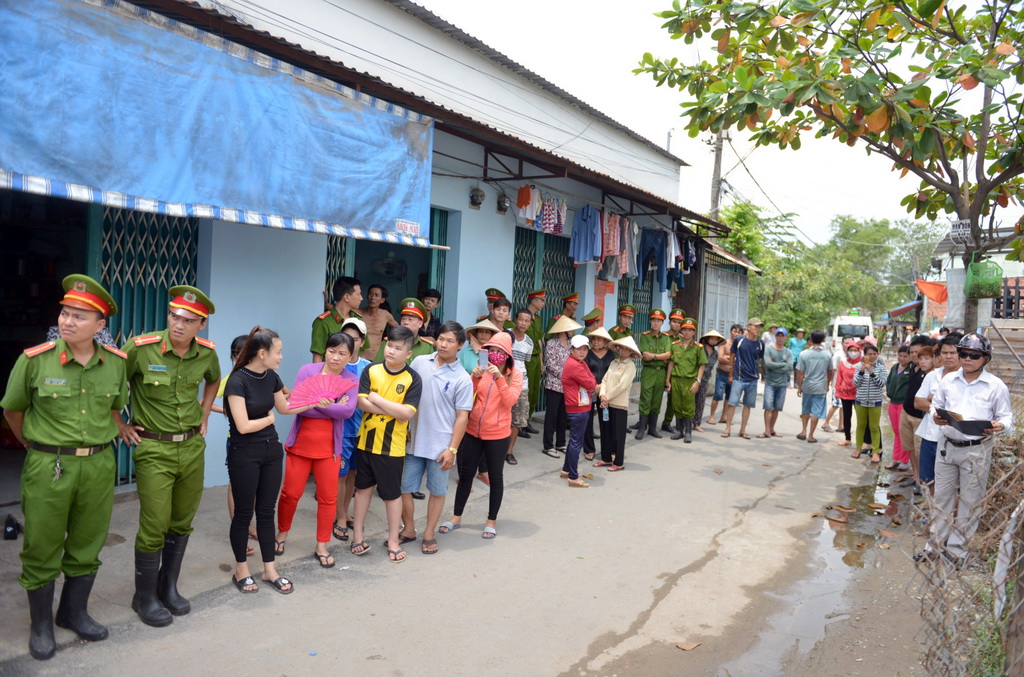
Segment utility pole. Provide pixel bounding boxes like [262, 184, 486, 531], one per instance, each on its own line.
[709, 128, 726, 220]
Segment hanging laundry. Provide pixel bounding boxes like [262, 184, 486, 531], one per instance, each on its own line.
[602, 213, 621, 261]
[553, 199, 567, 235]
[569, 205, 602, 264]
[622, 218, 638, 278]
[516, 185, 531, 209]
[637, 229, 667, 291]
[540, 199, 557, 232]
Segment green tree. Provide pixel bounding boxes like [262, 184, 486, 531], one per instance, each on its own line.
[637, 0, 1024, 330]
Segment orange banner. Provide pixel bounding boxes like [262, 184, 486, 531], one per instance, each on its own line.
[915, 279, 948, 304]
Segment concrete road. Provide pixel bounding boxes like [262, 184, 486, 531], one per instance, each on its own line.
[0, 393, 887, 676]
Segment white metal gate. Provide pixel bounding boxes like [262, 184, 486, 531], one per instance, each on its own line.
[702, 265, 749, 335]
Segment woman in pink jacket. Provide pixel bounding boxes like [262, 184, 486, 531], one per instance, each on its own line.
[445, 332, 523, 539]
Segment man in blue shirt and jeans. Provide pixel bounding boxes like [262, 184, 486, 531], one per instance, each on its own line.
[721, 318, 765, 440]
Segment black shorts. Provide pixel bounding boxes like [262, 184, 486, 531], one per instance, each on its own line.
[353, 449, 404, 501]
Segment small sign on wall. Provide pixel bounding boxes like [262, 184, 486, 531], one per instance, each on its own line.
[396, 219, 420, 235]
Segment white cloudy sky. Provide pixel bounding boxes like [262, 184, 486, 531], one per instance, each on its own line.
[415, 0, 1018, 248]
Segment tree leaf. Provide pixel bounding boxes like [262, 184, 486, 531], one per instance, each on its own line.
[770, 15, 788, 27]
[995, 42, 1016, 56]
[958, 73, 979, 90]
[865, 8, 881, 30]
[963, 132, 976, 150]
[866, 105, 890, 132]
[718, 29, 730, 54]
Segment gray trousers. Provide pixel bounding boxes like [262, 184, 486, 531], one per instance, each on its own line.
[929, 437, 994, 559]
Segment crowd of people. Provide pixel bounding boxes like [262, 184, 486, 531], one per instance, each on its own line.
[1, 274, 1015, 661]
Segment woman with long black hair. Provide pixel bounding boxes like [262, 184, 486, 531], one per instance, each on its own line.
[224, 326, 330, 594]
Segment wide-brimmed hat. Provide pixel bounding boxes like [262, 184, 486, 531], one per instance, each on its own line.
[482, 331, 513, 357]
[548, 315, 583, 335]
[610, 336, 641, 359]
[466, 318, 501, 338]
[700, 329, 725, 345]
[586, 327, 612, 342]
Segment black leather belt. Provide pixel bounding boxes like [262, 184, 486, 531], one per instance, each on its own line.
[643, 364, 667, 370]
[947, 437, 988, 448]
[30, 444, 107, 456]
[138, 425, 202, 443]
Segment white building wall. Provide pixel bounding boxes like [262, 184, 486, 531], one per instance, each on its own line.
[196, 0, 682, 203]
[197, 219, 327, 487]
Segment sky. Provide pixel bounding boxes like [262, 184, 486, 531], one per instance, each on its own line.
[413, 0, 1014, 249]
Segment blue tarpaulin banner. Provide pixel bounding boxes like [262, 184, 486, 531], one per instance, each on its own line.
[0, 0, 433, 246]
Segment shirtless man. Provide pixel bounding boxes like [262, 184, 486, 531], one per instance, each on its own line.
[707, 323, 743, 424]
[359, 284, 398, 361]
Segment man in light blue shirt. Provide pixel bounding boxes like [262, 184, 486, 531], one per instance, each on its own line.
[796, 329, 833, 443]
[787, 329, 807, 387]
[399, 322, 473, 555]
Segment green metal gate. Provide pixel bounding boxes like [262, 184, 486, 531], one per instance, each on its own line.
[428, 209, 448, 322]
[512, 226, 574, 329]
[100, 207, 199, 485]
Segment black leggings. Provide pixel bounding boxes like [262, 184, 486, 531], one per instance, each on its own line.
[840, 398, 872, 444]
[227, 439, 283, 563]
[543, 388, 567, 450]
[454, 434, 510, 521]
[599, 407, 627, 466]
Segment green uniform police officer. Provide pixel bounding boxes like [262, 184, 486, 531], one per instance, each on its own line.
[580, 308, 602, 335]
[119, 286, 220, 627]
[524, 289, 546, 426]
[609, 305, 635, 341]
[635, 309, 672, 440]
[660, 309, 687, 432]
[1, 275, 128, 660]
[311, 276, 362, 362]
[667, 318, 707, 443]
[374, 298, 435, 363]
[545, 291, 580, 331]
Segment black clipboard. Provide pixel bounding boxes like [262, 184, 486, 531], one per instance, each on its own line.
[935, 408, 991, 437]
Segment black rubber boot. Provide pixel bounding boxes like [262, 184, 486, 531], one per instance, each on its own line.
[158, 534, 191, 616]
[132, 550, 172, 627]
[634, 415, 646, 440]
[660, 418, 674, 433]
[683, 418, 693, 444]
[55, 574, 108, 641]
[628, 420, 641, 431]
[27, 582, 56, 660]
[671, 417, 686, 441]
[648, 414, 663, 439]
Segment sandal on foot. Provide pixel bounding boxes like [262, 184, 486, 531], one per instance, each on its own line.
[421, 538, 438, 555]
[350, 540, 371, 556]
[771, 432, 783, 438]
[567, 478, 590, 488]
[796, 434, 807, 440]
[739, 433, 751, 440]
[885, 462, 901, 470]
[476, 473, 491, 486]
[387, 548, 407, 563]
[584, 453, 595, 461]
[756, 433, 770, 439]
[332, 521, 349, 542]
[821, 425, 834, 432]
[720, 432, 731, 438]
[593, 461, 612, 467]
[273, 540, 286, 556]
[398, 534, 417, 545]
[693, 426, 705, 433]
[266, 576, 293, 594]
[246, 545, 255, 557]
[870, 454, 882, 464]
[542, 448, 560, 458]
[482, 527, 497, 539]
[438, 521, 461, 534]
[608, 464, 624, 471]
[314, 552, 335, 568]
[232, 575, 258, 594]
[806, 437, 818, 443]
[838, 440, 851, 447]
[850, 450, 863, 459]
[707, 418, 718, 425]
[506, 454, 518, 465]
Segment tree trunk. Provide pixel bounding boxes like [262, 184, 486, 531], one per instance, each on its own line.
[964, 297, 979, 333]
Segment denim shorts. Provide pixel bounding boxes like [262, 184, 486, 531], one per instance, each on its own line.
[712, 371, 732, 402]
[763, 385, 787, 411]
[801, 393, 826, 419]
[727, 379, 758, 408]
[918, 438, 938, 484]
[400, 454, 450, 497]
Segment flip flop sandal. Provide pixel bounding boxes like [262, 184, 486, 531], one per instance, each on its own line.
[232, 575, 258, 594]
[274, 540, 286, 556]
[608, 465, 625, 471]
[740, 433, 752, 440]
[821, 426, 835, 432]
[482, 527, 497, 540]
[796, 434, 807, 440]
[314, 552, 335, 568]
[771, 433, 783, 438]
[421, 538, 439, 555]
[387, 548, 407, 563]
[346, 520, 354, 529]
[584, 453, 595, 461]
[438, 521, 461, 534]
[506, 454, 518, 465]
[593, 461, 613, 467]
[850, 450, 863, 459]
[870, 455, 882, 464]
[266, 576, 293, 594]
[806, 438, 818, 443]
[246, 545, 255, 557]
[720, 432, 731, 438]
[542, 448, 560, 458]
[885, 462, 901, 470]
[398, 534, 417, 545]
[756, 433, 770, 439]
[332, 521, 349, 542]
[350, 540, 371, 556]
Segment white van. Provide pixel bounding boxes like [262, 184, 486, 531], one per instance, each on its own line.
[828, 313, 874, 353]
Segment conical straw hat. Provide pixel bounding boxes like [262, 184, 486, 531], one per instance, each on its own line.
[610, 335, 642, 359]
[547, 315, 584, 335]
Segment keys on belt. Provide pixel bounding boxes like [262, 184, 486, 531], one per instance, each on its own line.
[137, 425, 202, 443]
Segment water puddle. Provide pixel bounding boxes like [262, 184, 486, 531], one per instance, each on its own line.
[717, 470, 916, 675]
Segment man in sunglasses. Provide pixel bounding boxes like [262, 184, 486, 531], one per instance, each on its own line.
[916, 333, 1013, 567]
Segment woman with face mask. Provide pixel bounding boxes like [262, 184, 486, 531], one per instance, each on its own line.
[446, 332, 523, 539]
[834, 338, 863, 450]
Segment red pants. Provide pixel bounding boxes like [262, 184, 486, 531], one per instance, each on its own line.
[277, 453, 340, 543]
[888, 403, 909, 464]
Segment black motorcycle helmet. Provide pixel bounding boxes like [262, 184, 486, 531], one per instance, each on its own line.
[957, 333, 992, 356]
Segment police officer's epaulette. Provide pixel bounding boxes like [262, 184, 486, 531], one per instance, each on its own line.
[317, 311, 332, 320]
[196, 337, 216, 350]
[613, 326, 622, 332]
[133, 334, 162, 346]
[672, 340, 681, 345]
[695, 342, 703, 348]
[102, 344, 128, 359]
[23, 341, 56, 358]
[642, 330, 651, 335]
[421, 336, 435, 346]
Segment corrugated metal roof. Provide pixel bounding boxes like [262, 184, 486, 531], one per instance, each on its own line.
[380, 0, 689, 167]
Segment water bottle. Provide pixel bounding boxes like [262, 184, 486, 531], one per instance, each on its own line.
[601, 407, 609, 422]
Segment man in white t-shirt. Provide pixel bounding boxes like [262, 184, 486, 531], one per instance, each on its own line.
[505, 309, 535, 466]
